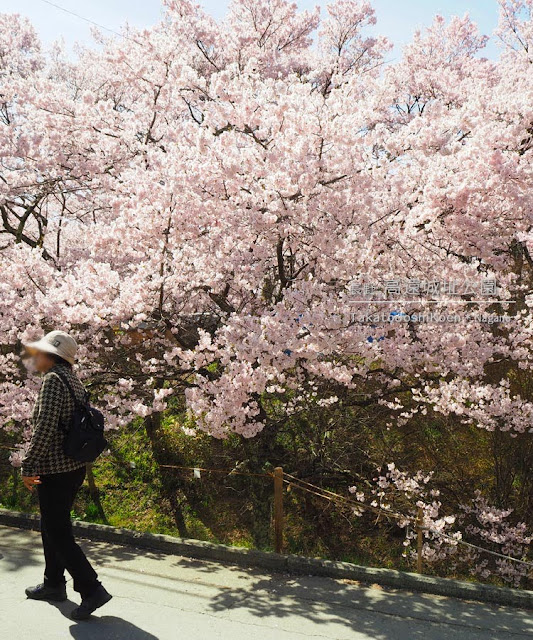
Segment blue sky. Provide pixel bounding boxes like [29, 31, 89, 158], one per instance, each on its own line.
[3, 0, 502, 58]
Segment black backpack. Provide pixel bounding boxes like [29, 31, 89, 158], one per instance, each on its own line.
[54, 370, 108, 463]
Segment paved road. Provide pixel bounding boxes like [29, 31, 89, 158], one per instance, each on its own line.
[0, 526, 532, 640]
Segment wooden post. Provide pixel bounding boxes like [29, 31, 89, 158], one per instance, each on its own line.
[273, 467, 284, 554]
[416, 506, 424, 574]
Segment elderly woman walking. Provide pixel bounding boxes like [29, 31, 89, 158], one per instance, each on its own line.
[21, 330, 111, 620]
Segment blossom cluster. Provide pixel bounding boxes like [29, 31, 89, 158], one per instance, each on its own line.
[1, 0, 533, 576]
[350, 465, 532, 586]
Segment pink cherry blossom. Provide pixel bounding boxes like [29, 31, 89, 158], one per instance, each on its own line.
[2, 1, 533, 576]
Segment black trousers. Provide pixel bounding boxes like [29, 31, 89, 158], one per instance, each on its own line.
[37, 467, 99, 598]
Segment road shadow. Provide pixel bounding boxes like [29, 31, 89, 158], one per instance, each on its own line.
[78, 538, 166, 566]
[0, 526, 41, 571]
[0, 523, 164, 569]
[171, 556, 533, 640]
[3, 526, 533, 639]
[16, 597, 159, 639]
[46, 600, 159, 639]
[69, 617, 159, 640]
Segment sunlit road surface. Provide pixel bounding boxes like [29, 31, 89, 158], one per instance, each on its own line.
[0, 525, 531, 640]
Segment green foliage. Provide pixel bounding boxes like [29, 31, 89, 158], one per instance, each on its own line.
[0, 384, 531, 586]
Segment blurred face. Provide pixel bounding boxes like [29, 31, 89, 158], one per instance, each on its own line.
[31, 351, 56, 373]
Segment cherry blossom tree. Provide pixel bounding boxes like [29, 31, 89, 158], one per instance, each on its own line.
[1, 0, 533, 577]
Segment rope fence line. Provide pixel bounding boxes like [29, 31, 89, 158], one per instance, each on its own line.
[158, 464, 272, 479]
[283, 472, 533, 572]
[283, 472, 410, 523]
[2, 448, 532, 573]
[156, 464, 533, 571]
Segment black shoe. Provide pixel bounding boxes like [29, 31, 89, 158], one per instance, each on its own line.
[71, 585, 112, 620]
[25, 582, 67, 602]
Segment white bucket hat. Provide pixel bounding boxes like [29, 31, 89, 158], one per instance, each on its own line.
[25, 330, 77, 365]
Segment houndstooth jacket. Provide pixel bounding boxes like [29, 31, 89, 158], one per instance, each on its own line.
[21, 363, 87, 476]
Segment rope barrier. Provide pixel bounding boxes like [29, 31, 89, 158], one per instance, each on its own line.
[3, 441, 531, 569]
[284, 473, 533, 570]
[158, 464, 272, 478]
[283, 472, 410, 523]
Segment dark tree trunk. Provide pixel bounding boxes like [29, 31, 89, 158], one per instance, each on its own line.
[85, 463, 108, 524]
[144, 412, 189, 537]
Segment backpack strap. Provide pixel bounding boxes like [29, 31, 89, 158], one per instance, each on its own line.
[52, 369, 88, 408]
